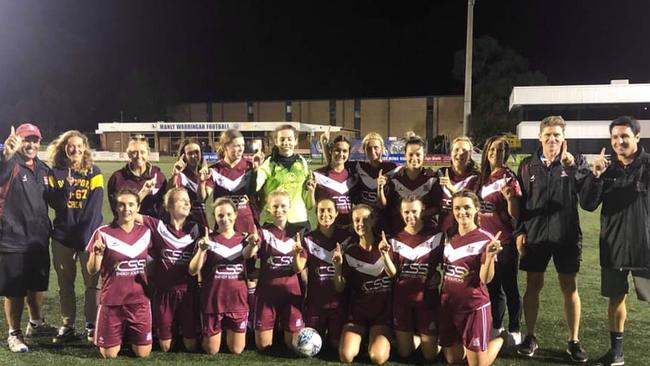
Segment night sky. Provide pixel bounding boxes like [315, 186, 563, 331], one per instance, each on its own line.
[0, 0, 648, 134]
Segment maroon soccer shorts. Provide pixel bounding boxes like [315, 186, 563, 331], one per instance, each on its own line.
[438, 303, 491, 352]
[347, 301, 392, 328]
[253, 293, 303, 332]
[392, 302, 438, 336]
[202, 312, 249, 337]
[94, 302, 153, 348]
[303, 305, 346, 341]
[152, 287, 200, 340]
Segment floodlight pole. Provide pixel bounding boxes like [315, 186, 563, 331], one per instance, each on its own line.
[463, 0, 475, 137]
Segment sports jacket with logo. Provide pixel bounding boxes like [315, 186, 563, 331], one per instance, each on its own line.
[0, 154, 52, 252]
[515, 149, 588, 247]
[580, 149, 650, 270]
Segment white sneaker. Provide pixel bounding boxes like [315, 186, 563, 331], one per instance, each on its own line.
[508, 331, 522, 346]
[25, 320, 57, 337]
[7, 332, 29, 353]
[490, 327, 505, 340]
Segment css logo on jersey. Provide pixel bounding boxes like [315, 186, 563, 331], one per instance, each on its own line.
[361, 277, 392, 293]
[115, 259, 146, 276]
[333, 195, 351, 210]
[214, 263, 244, 278]
[361, 191, 377, 203]
[268, 255, 294, 269]
[401, 263, 429, 277]
[315, 265, 336, 279]
[161, 249, 193, 265]
[443, 263, 470, 282]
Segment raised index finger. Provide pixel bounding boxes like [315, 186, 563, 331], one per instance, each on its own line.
[599, 147, 606, 157]
[562, 140, 568, 155]
[10, 126, 15, 136]
[494, 231, 502, 241]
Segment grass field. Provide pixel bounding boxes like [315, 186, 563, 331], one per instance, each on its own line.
[1, 158, 648, 365]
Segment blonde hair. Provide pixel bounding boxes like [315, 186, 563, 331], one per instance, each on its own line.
[47, 130, 93, 174]
[127, 134, 151, 154]
[266, 189, 290, 205]
[362, 132, 385, 154]
[216, 129, 244, 158]
[162, 187, 188, 212]
[451, 135, 478, 173]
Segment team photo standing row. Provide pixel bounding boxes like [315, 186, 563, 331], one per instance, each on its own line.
[0, 115, 648, 366]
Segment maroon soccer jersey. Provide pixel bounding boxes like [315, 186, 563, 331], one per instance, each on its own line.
[438, 167, 480, 233]
[206, 159, 257, 233]
[173, 169, 207, 226]
[141, 216, 199, 291]
[86, 223, 152, 306]
[386, 168, 442, 233]
[352, 161, 400, 207]
[303, 228, 353, 310]
[343, 244, 393, 314]
[107, 164, 167, 217]
[479, 167, 521, 245]
[390, 228, 444, 304]
[256, 223, 305, 299]
[200, 231, 249, 314]
[313, 166, 357, 217]
[441, 228, 494, 312]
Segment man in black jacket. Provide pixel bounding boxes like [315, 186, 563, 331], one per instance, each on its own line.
[0, 124, 57, 353]
[581, 116, 650, 366]
[515, 116, 589, 362]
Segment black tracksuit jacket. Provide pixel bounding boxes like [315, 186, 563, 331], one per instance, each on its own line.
[580, 149, 650, 270]
[515, 150, 589, 247]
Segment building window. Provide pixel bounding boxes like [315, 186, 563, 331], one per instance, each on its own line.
[247, 102, 254, 122]
[285, 101, 292, 121]
[329, 99, 336, 126]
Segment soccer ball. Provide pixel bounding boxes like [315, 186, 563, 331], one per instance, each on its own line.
[292, 327, 322, 357]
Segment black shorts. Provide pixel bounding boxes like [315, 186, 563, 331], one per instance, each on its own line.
[0, 246, 50, 297]
[519, 242, 581, 274]
[601, 267, 650, 301]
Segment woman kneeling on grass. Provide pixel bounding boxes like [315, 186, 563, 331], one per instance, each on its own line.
[440, 190, 505, 366]
[86, 189, 153, 359]
[335, 204, 397, 365]
[189, 198, 251, 354]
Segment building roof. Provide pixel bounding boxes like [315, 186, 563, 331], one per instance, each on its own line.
[509, 81, 650, 110]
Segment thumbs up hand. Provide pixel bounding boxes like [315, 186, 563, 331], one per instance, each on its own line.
[592, 147, 609, 178]
[439, 169, 454, 191]
[3, 126, 21, 159]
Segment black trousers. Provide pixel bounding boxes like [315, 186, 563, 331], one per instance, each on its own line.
[487, 254, 521, 332]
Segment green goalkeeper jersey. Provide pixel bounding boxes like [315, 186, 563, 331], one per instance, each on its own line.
[256, 154, 310, 224]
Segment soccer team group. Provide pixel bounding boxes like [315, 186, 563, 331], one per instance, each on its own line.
[0, 115, 648, 366]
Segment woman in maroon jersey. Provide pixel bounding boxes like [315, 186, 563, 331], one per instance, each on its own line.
[438, 136, 480, 234]
[189, 198, 250, 355]
[86, 189, 153, 359]
[107, 135, 167, 217]
[204, 129, 258, 233]
[378, 133, 441, 234]
[390, 196, 444, 361]
[478, 135, 522, 345]
[293, 197, 352, 349]
[170, 138, 210, 227]
[334, 204, 397, 365]
[307, 135, 357, 227]
[440, 190, 505, 366]
[133, 187, 201, 353]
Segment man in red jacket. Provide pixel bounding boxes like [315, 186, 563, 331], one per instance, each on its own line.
[0, 124, 57, 353]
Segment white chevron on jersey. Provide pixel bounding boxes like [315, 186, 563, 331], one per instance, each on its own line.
[156, 221, 194, 249]
[443, 175, 476, 197]
[480, 175, 512, 199]
[444, 239, 489, 263]
[179, 172, 198, 192]
[313, 172, 356, 194]
[210, 169, 249, 192]
[345, 254, 385, 277]
[304, 236, 352, 263]
[102, 229, 151, 259]
[356, 163, 401, 189]
[262, 229, 296, 254]
[392, 176, 436, 198]
[207, 240, 243, 261]
[150, 186, 160, 195]
[391, 232, 443, 261]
